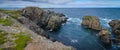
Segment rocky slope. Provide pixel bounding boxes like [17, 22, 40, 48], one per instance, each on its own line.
[81, 16, 102, 30]
[0, 7, 74, 50]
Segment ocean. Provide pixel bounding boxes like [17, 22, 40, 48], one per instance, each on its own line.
[47, 8, 120, 50]
[3, 8, 120, 50]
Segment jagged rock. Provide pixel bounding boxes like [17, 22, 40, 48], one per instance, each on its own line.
[20, 7, 67, 31]
[98, 29, 111, 45]
[46, 14, 67, 31]
[109, 20, 120, 35]
[0, 13, 10, 19]
[17, 17, 49, 39]
[81, 16, 102, 30]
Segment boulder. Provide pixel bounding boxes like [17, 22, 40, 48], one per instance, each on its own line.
[81, 16, 102, 30]
[109, 20, 120, 35]
[98, 29, 111, 45]
[20, 7, 67, 31]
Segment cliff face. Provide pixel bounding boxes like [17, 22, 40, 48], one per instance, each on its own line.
[0, 7, 74, 50]
[20, 7, 67, 31]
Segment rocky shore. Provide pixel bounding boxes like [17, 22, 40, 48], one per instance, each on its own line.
[109, 20, 120, 44]
[0, 7, 74, 50]
[81, 15, 120, 47]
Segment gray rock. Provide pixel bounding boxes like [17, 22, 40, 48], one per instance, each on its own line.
[0, 13, 10, 19]
[17, 17, 49, 39]
[20, 7, 67, 31]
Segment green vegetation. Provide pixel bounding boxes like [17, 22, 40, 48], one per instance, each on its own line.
[14, 32, 31, 50]
[0, 9, 20, 19]
[0, 30, 31, 50]
[0, 18, 13, 26]
[0, 48, 4, 50]
[85, 16, 93, 19]
[0, 30, 7, 45]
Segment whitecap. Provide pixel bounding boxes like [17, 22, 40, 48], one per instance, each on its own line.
[71, 39, 78, 43]
[100, 18, 112, 27]
[67, 17, 82, 25]
[101, 18, 112, 23]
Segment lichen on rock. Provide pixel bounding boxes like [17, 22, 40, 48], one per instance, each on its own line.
[81, 16, 102, 30]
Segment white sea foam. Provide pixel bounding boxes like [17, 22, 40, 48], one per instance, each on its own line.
[101, 18, 112, 23]
[100, 18, 112, 27]
[67, 18, 82, 25]
[71, 39, 78, 43]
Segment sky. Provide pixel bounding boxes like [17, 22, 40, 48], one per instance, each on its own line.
[0, 0, 120, 8]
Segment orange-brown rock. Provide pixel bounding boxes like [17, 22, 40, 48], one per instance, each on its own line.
[82, 16, 102, 30]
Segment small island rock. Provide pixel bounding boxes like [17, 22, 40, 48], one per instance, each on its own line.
[81, 16, 102, 30]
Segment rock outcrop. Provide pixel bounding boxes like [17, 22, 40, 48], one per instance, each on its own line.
[109, 20, 120, 44]
[109, 20, 120, 35]
[20, 7, 67, 31]
[0, 12, 74, 50]
[98, 29, 111, 45]
[0, 13, 10, 19]
[17, 17, 49, 39]
[81, 16, 102, 30]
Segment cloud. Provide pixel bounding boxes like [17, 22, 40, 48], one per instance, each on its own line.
[31, 0, 73, 4]
[0, 0, 120, 8]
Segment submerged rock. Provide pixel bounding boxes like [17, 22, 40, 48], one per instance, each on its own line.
[98, 29, 111, 45]
[109, 20, 120, 35]
[81, 16, 102, 30]
[20, 7, 67, 31]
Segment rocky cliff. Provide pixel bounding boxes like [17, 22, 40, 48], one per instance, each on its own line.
[20, 7, 67, 31]
[0, 7, 74, 50]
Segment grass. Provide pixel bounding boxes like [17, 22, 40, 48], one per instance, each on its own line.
[0, 30, 7, 45]
[13, 32, 31, 50]
[0, 30, 31, 50]
[85, 16, 93, 19]
[0, 48, 4, 50]
[0, 9, 20, 19]
[0, 18, 13, 26]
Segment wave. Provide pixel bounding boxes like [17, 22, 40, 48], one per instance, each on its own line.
[67, 18, 82, 25]
[100, 18, 112, 28]
[71, 39, 78, 43]
[66, 17, 113, 28]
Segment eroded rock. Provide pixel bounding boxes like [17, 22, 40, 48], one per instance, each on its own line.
[20, 7, 67, 31]
[81, 16, 102, 30]
[109, 20, 120, 35]
[98, 29, 111, 45]
[17, 17, 49, 39]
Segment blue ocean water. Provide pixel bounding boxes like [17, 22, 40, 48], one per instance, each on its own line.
[48, 8, 120, 50]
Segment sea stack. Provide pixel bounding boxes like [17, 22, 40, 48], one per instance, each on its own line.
[20, 7, 67, 31]
[109, 20, 120, 44]
[81, 16, 102, 30]
[98, 29, 111, 45]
